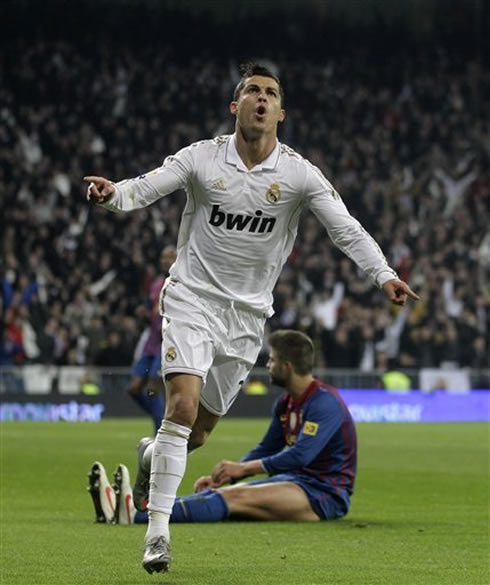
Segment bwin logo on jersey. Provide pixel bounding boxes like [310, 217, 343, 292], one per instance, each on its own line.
[209, 205, 276, 233]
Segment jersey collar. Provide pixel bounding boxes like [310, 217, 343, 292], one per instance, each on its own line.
[288, 379, 321, 408]
[226, 133, 280, 172]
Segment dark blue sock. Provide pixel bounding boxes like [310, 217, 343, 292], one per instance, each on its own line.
[171, 491, 229, 523]
[129, 391, 164, 433]
[134, 510, 149, 524]
[132, 490, 227, 524]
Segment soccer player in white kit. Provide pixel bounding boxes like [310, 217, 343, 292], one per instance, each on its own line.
[84, 62, 418, 574]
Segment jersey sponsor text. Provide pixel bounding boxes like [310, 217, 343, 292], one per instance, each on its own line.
[209, 204, 276, 234]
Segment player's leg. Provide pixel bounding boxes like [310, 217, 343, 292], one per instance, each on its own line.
[131, 402, 218, 516]
[143, 282, 244, 573]
[147, 369, 164, 398]
[127, 374, 146, 397]
[143, 372, 201, 573]
[127, 355, 163, 431]
[170, 482, 320, 523]
[160, 303, 266, 528]
[145, 356, 165, 433]
[198, 302, 266, 421]
[188, 402, 221, 451]
[222, 482, 321, 521]
[129, 377, 162, 434]
[110, 482, 321, 525]
[197, 306, 266, 435]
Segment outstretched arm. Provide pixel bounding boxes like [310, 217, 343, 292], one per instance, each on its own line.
[304, 165, 419, 305]
[82, 145, 193, 212]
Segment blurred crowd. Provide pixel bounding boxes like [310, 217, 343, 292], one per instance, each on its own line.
[1, 32, 489, 375]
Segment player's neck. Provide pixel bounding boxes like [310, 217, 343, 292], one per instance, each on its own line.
[286, 374, 315, 398]
[235, 127, 277, 170]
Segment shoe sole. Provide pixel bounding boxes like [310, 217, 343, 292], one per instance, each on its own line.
[112, 466, 122, 525]
[87, 462, 115, 523]
[113, 464, 134, 525]
[143, 560, 170, 574]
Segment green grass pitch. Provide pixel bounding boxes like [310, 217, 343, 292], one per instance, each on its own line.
[1, 419, 488, 585]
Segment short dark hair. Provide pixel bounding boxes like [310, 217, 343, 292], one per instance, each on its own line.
[269, 329, 314, 375]
[233, 62, 284, 106]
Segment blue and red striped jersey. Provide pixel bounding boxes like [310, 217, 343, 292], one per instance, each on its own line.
[242, 379, 357, 497]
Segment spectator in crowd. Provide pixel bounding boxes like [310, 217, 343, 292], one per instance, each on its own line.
[95, 330, 133, 392]
[1, 30, 488, 375]
[94, 330, 132, 368]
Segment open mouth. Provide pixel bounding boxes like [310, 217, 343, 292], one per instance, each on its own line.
[255, 105, 266, 119]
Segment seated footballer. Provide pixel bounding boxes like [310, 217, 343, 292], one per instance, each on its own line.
[88, 329, 358, 525]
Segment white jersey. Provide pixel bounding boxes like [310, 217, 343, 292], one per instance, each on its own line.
[101, 134, 397, 316]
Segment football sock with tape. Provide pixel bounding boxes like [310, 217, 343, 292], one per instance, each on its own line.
[133, 490, 229, 524]
[145, 419, 191, 542]
[171, 491, 229, 523]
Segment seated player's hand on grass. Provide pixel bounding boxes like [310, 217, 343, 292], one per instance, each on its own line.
[382, 279, 419, 306]
[83, 175, 115, 203]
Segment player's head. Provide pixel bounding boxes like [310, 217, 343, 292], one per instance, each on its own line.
[230, 62, 285, 137]
[267, 329, 314, 387]
[160, 245, 177, 274]
[233, 63, 285, 106]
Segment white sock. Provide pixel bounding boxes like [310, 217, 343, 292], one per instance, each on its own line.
[145, 419, 191, 542]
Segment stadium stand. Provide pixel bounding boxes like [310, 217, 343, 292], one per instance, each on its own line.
[1, 5, 488, 382]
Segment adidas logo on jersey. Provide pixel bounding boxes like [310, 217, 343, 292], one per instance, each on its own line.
[209, 205, 276, 234]
[211, 178, 227, 191]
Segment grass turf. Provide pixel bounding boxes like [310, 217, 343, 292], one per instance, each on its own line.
[1, 419, 488, 585]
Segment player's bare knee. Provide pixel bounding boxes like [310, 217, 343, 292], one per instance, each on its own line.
[165, 395, 199, 427]
[220, 486, 251, 507]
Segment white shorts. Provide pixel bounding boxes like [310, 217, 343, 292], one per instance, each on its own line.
[160, 280, 266, 417]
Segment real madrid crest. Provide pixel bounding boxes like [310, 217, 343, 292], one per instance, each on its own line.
[165, 347, 177, 362]
[266, 183, 281, 204]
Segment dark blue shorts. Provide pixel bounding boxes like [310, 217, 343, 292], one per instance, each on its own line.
[131, 354, 161, 379]
[247, 473, 350, 520]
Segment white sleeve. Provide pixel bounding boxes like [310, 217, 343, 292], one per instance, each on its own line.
[99, 145, 194, 213]
[303, 163, 398, 288]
